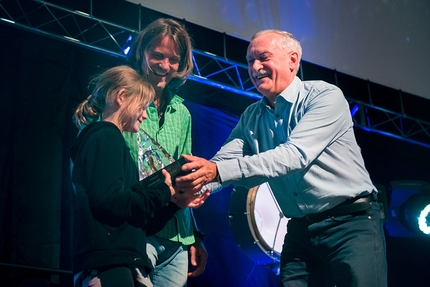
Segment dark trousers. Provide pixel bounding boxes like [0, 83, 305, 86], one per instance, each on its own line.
[280, 202, 387, 287]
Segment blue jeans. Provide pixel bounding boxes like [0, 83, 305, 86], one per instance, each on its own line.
[280, 202, 387, 287]
[147, 235, 189, 287]
[74, 266, 152, 287]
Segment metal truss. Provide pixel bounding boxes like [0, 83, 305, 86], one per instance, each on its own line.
[190, 49, 260, 99]
[349, 100, 430, 149]
[0, 0, 260, 95]
[2, 0, 430, 148]
[0, 0, 138, 57]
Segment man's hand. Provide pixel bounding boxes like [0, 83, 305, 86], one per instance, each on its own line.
[175, 154, 218, 193]
[188, 236, 208, 277]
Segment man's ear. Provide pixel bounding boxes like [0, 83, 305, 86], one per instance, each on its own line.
[114, 89, 127, 106]
[289, 51, 299, 71]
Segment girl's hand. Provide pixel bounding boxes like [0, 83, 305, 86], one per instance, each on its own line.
[171, 188, 211, 208]
[161, 169, 175, 196]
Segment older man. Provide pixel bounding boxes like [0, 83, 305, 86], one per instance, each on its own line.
[176, 29, 387, 287]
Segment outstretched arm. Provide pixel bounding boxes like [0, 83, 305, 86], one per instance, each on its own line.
[174, 154, 219, 193]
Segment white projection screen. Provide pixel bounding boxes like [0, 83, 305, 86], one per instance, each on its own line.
[128, 0, 430, 100]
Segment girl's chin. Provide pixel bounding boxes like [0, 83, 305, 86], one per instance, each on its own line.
[123, 126, 139, 133]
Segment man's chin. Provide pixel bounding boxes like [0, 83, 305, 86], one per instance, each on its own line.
[151, 82, 167, 91]
[148, 76, 168, 89]
[256, 85, 270, 95]
[157, 79, 171, 88]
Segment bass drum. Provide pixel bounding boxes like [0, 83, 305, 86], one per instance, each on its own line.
[229, 182, 289, 265]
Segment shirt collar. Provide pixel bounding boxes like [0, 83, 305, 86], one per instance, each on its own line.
[259, 76, 302, 107]
[279, 76, 302, 103]
[147, 90, 184, 109]
[165, 89, 184, 106]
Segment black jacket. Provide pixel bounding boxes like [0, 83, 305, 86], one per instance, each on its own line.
[69, 121, 179, 274]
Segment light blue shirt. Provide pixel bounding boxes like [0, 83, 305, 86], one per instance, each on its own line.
[213, 77, 376, 218]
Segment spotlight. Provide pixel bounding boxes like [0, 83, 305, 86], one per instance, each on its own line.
[385, 180, 430, 237]
[398, 193, 430, 235]
[418, 204, 430, 235]
[123, 46, 131, 55]
[122, 34, 133, 55]
[350, 104, 359, 117]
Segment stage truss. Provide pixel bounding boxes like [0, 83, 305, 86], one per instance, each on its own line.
[1, 0, 429, 148]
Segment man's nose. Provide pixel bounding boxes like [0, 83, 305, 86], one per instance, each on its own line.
[158, 58, 170, 71]
[251, 60, 263, 71]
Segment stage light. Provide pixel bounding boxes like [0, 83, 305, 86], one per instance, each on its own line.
[398, 192, 430, 236]
[418, 204, 430, 234]
[122, 34, 133, 55]
[350, 104, 359, 117]
[385, 180, 430, 237]
[123, 46, 131, 55]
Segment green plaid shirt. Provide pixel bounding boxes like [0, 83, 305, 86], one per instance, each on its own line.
[123, 91, 195, 245]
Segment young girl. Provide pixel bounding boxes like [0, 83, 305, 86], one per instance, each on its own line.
[70, 65, 180, 287]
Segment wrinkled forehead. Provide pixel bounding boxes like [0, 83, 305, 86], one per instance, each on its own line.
[246, 33, 280, 58]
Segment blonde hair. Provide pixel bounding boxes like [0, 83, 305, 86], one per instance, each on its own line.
[127, 18, 194, 91]
[252, 29, 302, 74]
[73, 65, 154, 129]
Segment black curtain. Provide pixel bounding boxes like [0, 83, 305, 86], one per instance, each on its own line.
[0, 24, 121, 286]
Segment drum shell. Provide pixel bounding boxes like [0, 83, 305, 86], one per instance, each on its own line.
[229, 185, 282, 265]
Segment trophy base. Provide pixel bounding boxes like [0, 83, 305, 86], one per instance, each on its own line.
[140, 157, 189, 190]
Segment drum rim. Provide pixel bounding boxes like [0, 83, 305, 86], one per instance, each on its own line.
[246, 184, 281, 259]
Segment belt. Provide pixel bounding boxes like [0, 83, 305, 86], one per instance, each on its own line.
[304, 193, 375, 223]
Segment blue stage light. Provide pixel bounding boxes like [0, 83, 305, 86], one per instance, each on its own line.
[350, 104, 359, 117]
[418, 204, 430, 235]
[122, 34, 133, 55]
[385, 181, 430, 237]
[123, 46, 131, 55]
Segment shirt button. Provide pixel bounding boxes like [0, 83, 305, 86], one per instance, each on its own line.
[293, 192, 298, 196]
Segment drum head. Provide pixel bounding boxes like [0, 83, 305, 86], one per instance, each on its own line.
[229, 183, 289, 265]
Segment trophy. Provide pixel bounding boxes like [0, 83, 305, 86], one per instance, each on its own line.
[137, 130, 189, 190]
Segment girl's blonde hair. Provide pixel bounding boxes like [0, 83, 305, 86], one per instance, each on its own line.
[73, 65, 154, 130]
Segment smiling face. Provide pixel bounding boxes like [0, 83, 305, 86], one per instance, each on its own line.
[129, 103, 149, 133]
[246, 32, 299, 104]
[142, 36, 180, 95]
[113, 91, 150, 133]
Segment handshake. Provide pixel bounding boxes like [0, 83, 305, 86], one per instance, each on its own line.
[141, 156, 212, 209]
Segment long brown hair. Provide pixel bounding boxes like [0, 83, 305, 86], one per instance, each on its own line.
[127, 18, 194, 92]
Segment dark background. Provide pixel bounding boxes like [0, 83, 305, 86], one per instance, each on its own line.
[1, 2, 430, 286]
